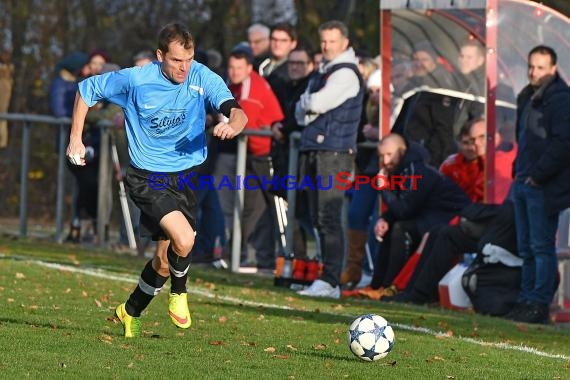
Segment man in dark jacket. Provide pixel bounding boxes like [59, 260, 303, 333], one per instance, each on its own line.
[363, 133, 470, 297]
[508, 45, 570, 324]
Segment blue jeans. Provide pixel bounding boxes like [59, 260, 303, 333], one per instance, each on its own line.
[512, 179, 559, 305]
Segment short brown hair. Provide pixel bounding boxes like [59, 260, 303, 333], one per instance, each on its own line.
[158, 22, 194, 53]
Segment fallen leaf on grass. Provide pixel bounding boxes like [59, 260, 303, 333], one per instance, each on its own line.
[273, 354, 289, 359]
[135, 354, 144, 360]
[209, 341, 224, 346]
[94, 299, 102, 308]
[241, 341, 256, 346]
[15, 272, 25, 279]
[515, 324, 528, 332]
[425, 356, 445, 363]
[446, 376, 456, 379]
[286, 344, 297, 351]
[218, 316, 228, 323]
[435, 330, 453, 339]
[127, 362, 134, 368]
[264, 346, 276, 352]
[100, 335, 113, 344]
[67, 255, 80, 265]
[7, 298, 14, 303]
[81, 290, 88, 297]
[257, 314, 265, 321]
[313, 344, 327, 350]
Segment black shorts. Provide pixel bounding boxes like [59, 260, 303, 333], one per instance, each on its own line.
[125, 165, 199, 241]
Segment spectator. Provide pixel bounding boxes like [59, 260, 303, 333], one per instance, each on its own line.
[456, 39, 486, 96]
[386, 200, 517, 305]
[270, 46, 315, 260]
[84, 63, 124, 245]
[132, 50, 156, 67]
[87, 50, 110, 76]
[507, 45, 570, 324]
[259, 22, 297, 83]
[49, 51, 89, 243]
[247, 23, 271, 72]
[341, 67, 381, 288]
[440, 118, 486, 203]
[494, 120, 517, 203]
[227, 44, 284, 269]
[252, 23, 297, 268]
[408, 41, 458, 90]
[453, 39, 486, 137]
[359, 134, 470, 300]
[295, 20, 364, 298]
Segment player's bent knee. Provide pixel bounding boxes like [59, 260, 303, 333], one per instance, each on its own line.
[170, 234, 194, 257]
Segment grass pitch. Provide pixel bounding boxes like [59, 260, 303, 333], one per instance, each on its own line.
[0, 236, 569, 379]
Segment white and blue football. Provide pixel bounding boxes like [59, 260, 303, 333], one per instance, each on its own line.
[348, 314, 395, 361]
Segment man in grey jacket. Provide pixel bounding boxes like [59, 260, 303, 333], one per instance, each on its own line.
[295, 20, 364, 298]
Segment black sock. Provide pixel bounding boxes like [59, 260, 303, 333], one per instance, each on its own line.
[167, 245, 191, 294]
[125, 260, 168, 317]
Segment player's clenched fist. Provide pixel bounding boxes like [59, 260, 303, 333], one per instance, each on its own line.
[213, 122, 237, 140]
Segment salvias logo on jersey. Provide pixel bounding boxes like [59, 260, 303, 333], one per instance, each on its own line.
[149, 109, 187, 136]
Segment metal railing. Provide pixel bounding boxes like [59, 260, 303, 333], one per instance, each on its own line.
[0, 112, 388, 273]
[0, 112, 301, 272]
[0, 113, 71, 243]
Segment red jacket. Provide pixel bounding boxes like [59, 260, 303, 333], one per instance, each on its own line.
[440, 152, 484, 203]
[229, 71, 283, 156]
[494, 143, 517, 203]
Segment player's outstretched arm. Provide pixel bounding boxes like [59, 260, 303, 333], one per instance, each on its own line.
[66, 92, 90, 166]
[213, 107, 247, 140]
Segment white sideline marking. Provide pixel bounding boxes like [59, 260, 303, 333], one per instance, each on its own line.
[11, 257, 570, 361]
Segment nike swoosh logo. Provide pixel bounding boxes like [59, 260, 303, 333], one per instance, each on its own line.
[169, 311, 188, 325]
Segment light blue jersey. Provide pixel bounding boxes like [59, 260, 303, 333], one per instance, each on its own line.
[78, 61, 234, 172]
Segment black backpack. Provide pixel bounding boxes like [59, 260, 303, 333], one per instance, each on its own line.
[461, 200, 521, 316]
[461, 256, 521, 316]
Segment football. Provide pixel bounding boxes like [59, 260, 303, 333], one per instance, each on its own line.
[347, 313, 395, 361]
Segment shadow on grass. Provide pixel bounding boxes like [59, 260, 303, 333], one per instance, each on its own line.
[0, 317, 81, 332]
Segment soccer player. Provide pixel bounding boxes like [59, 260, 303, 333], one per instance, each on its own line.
[66, 23, 247, 337]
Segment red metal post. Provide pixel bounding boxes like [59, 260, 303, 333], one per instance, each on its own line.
[380, 9, 392, 139]
[485, 0, 498, 204]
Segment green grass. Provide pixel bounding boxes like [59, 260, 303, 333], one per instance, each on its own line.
[1, 236, 569, 379]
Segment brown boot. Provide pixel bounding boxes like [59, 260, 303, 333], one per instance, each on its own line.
[340, 229, 369, 286]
